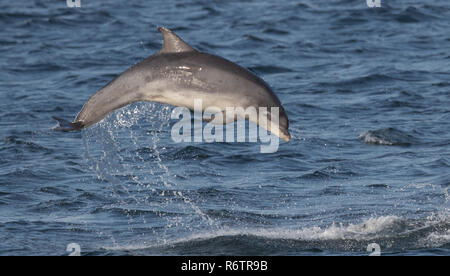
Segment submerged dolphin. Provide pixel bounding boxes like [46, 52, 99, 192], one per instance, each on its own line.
[53, 27, 291, 141]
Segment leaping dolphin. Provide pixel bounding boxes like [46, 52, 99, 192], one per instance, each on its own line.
[53, 27, 291, 142]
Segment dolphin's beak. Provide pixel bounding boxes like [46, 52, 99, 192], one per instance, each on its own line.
[263, 123, 291, 142]
[279, 129, 291, 142]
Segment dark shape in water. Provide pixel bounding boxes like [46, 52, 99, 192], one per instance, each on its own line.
[359, 128, 416, 146]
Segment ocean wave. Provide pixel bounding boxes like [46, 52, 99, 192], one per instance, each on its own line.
[2, 135, 53, 154]
[104, 214, 450, 255]
[262, 28, 290, 35]
[395, 6, 439, 23]
[248, 65, 293, 75]
[317, 73, 398, 88]
[167, 146, 213, 161]
[300, 165, 356, 180]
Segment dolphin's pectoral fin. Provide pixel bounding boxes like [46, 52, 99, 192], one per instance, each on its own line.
[52, 117, 84, 132]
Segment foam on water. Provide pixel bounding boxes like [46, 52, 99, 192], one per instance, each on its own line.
[103, 213, 450, 254]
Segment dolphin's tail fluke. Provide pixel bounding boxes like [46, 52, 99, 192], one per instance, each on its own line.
[52, 117, 84, 132]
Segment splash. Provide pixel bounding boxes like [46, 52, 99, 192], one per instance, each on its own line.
[104, 214, 450, 254]
[81, 102, 215, 246]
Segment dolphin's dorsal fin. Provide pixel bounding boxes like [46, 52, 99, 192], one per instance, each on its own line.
[158, 27, 196, 54]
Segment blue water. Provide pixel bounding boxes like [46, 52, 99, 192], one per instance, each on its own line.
[0, 0, 449, 256]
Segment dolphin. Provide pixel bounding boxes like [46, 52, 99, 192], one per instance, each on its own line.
[53, 27, 291, 142]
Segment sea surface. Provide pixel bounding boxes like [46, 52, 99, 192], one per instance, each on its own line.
[0, 0, 449, 256]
